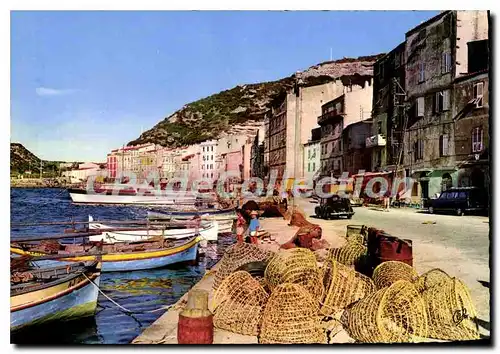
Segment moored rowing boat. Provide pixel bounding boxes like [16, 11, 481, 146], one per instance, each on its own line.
[11, 261, 101, 331]
[10, 236, 201, 272]
[87, 215, 219, 242]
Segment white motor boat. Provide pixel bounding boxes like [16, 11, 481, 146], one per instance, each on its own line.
[68, 187, 214, 206]
[87, 216, 218, 243]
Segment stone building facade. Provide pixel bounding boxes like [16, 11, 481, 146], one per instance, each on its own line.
[369, 42, 406, 172]
[250, 128, 265, 179]
[267, 96, 287, 182]
[402, 10, 488, 201]
[343, 120, 372, 176]
[453, 70, 489, 197]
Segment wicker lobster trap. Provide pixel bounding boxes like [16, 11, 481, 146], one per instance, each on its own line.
[372, 261, 419, 290]
[264, 248, 324, 301]
[321, 259, 376, 316]
[212, 271, 269, 336]
[260, 283, 327, 344]
[420, 276, 479, 340]
[414, 268, 452, 293]
[327, 240, 367, 268]
[213, 243, 274, 290]
[346, 225, 368, 245]
[344, 280, 428, 343]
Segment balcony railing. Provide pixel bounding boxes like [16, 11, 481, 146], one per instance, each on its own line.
[317, 109, 344, 125]
[365, 134, 387, 148]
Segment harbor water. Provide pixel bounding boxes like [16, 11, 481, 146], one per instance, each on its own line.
[10, 188, 235, 344]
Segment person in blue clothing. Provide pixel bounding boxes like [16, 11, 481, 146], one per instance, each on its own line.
[248, 210, 265, 244]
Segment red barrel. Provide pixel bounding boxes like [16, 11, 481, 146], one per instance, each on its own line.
[177, 289, 214, 344]
[177, 314, 214, 344]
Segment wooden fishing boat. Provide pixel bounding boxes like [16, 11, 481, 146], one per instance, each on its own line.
[10, 236, 201, 272]
[147, 207, 236, 219]
[11, 260, 101, 332]
[87, 215, 219, 242]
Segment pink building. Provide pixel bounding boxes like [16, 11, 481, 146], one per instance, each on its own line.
[181, 153, 202, 188]
[225, 150, 243, 177]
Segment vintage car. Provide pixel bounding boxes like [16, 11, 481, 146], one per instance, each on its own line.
[314, 195, 355, 219]
[428, 187, 488, 216]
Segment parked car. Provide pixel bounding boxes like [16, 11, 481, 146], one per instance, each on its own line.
[315, 195, 355, 219]
[428, 187, 487, 216]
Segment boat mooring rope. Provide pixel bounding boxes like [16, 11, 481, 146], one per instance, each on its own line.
[83, 273, 173, 314]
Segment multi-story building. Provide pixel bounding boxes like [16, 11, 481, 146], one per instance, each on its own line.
[343, 120, 372, 176]
[303, 127, 321, 181]
[250, 128, 265, 179]
[264, 56, 381, 188]
[159, 148, 176, 179]
[200, 140, 217, 180]
[267, 95, 287, 182]
[452, 39, 489, 198]
[107, 150, 119, 179]
[216, 134, 247, 181]
[402, 10, 488, 200]
[317, 81, 374, 179]
[369, 43, 406, 172]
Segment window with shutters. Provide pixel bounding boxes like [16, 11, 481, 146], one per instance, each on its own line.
[442, 52, 452, 74]
[308, 149, 311, 159]
[312, 162, 315, 171]
[440, 134, 449, 156]
[434, 92, 443, 114]
[472, 127, 483, 153]
[414, 139, 424, 161]
[473, 82, 484, 108]
[418, 62, 425, 83]
[308, 163, 311, 172]
[417, 97, 425, 117]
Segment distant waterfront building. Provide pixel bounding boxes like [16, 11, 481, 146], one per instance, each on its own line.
[63, 162, 107, 184]
[200, 140, 217, 181]
[303, 127, 321, 181]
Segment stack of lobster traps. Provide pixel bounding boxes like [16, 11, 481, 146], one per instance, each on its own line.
[208, 225, 482, 343]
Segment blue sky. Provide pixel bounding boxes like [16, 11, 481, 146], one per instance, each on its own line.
[11, 10, 438, 162]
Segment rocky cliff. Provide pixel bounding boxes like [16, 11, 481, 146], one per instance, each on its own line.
[129, 54, 384, 148]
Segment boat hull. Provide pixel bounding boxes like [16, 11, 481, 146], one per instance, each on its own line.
[11, 273, 100, 331]
[88, 220, 218, 242]
[11, 237, 200, 272]
[69, 192, 199, 205]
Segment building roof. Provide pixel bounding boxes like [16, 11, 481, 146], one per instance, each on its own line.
[406, 11, 451, 37]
